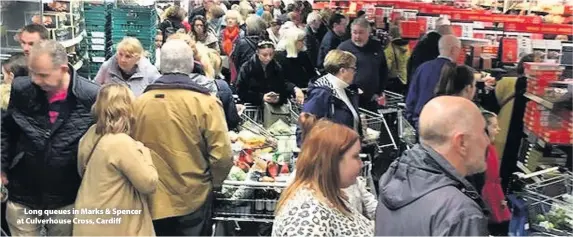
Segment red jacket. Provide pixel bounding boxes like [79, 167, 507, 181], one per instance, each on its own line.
[482, 144, 511, 223]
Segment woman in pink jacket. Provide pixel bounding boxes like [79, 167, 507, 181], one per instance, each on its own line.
[482, 111, 511, 236]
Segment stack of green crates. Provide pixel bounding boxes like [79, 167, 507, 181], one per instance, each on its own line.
[111, 5, 157, 64]
[83, 2, 112, 79]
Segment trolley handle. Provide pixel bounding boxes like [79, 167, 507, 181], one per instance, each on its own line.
[223, 180, 288, 188]
[513, 166, 565, 180]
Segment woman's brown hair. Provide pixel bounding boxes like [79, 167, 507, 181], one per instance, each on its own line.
[276, 113, 360, 216]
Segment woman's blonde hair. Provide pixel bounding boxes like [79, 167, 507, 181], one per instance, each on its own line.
[163, 5, 185, 21]
[117, 37, 144, 58]
[205, 48, 223, 77]
[167, 33, 216, 78]
[323, 49, 357, 75]
[261, 11, 273, 27]
[277, 27, 305, 58]
[225, 10, 243, 25]
[276, 113, 360, 216]
[239, 1, 255, 19]
[92, 84, 135, 135]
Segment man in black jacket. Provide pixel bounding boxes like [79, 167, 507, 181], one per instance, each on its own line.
[1, 40, 99, 236]
[189, 0, 214, 21]
[304, 11, 322, 68]
[406, 17, 452, 93]
[338, 17, 388, 111]
[316, 13, 348, 69]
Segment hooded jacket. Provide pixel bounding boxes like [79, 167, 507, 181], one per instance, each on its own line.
[132, 73, 233, 220]
[407, 31, 441, 83]
[384, 38, 411, 85]
[94, 55, 161, 97]
[375, 144, 489, 236]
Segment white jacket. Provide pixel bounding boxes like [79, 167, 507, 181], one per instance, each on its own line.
[342, 176, 378, 220]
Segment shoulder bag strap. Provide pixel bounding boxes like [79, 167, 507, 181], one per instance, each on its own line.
[81, 135, 104, 175]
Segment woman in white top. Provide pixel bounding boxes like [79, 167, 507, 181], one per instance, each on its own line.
[273, 115, 373, 236]
[297, 49, 361, 140]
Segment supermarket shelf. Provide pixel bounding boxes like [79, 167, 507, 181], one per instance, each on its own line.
[1, 47, 23, 54]
[61, 31, 86, 48]
[524, 92, 555, 110]
[524, 128, 572, 149]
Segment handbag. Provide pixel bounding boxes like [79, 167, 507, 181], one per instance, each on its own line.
[263, 102, 290, 129]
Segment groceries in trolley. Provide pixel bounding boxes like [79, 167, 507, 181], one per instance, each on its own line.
[214, 126, 295, 222]
[513, 168, 573, 236]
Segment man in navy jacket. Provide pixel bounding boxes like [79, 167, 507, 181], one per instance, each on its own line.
[405, 35, 461, 130]
[316, 13, 348, 69]
[338, 17, 388, 111]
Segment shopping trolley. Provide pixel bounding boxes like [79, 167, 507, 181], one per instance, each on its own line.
[212, 180, 287, 236]
[360, 108, 398, 152]
[511, 167, 573, 236]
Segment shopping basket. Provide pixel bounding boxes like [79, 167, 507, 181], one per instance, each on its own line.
[512, 167, 573, 236]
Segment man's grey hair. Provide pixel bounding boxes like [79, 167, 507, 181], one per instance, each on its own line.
[245, 15, 266, 36]
[306, 12, 321, 25]
[160, 39, 194, 75]
[29, 40, 68, 67]
[350, 16, 371, 31]
[438, 35, 461, 56]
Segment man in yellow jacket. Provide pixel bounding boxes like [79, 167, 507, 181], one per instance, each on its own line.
[132, 39, 233, 236]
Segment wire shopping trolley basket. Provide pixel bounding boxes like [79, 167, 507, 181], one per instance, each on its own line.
[213, 180, 287, 223]
[512, 167, 573, 236]
[359, 108, 398, 152]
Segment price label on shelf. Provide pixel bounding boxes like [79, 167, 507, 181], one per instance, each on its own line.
[382, 7, 393, 18]
[403, 10, 418, 20]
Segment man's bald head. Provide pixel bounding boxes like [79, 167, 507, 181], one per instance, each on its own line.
[419, 96, 482, 146]
[419, 96, 490, 176]
[438, 35, 461, 59]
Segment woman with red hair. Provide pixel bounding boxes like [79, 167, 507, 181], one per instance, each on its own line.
[273, 113, 373, 236]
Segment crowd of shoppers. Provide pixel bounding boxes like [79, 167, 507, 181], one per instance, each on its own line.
[0, 0, 541, 236]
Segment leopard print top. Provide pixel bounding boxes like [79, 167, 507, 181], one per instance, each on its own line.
[272, 188, 374, 236]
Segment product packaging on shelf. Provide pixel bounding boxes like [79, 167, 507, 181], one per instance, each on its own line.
[523, 63, 572, 145]
[50, 27, 73, 42]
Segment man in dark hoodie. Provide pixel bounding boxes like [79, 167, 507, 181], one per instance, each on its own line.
[375, 96, 489, 236]
[338, 17, 388, 111]
[316, 13, 348, 69]
[406, 17, 452, 91]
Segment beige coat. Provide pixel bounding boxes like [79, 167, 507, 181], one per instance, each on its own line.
[132, 77, 233, 220]
[73, 125, 158, 236]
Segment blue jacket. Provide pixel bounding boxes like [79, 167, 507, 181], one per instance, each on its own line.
[405, 57, 453, 129]
[316, 30, 345, 69]
[296, 75, 361, 146]
[215, 79, 240, 131]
